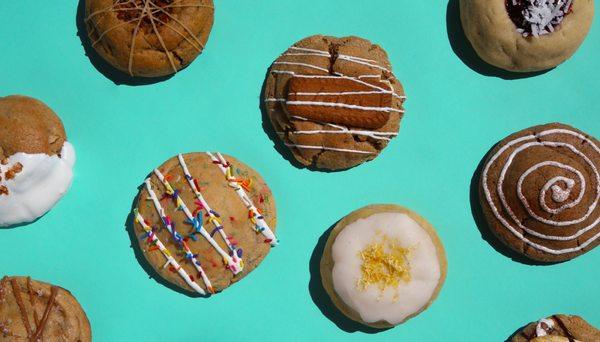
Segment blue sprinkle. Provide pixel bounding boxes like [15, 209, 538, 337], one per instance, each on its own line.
[236, 249, 243, 258]
[185, 175, 193, 180]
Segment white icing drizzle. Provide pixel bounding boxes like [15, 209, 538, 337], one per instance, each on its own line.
[535, 317, 555, 336]
[268, 46, 405, 158]
[153, 168, 242, 273]
[143, 179, 213, 293]
[482, 128, 600, 254]
[206, 152, 278, 246]
[134, 210, 206, 295]
[286, 100, 404, 114]
[284, 143, 375, 155]
[0, 142, 76, 227]
[177, 154, 241, 258]
[512, 0, 573, 37]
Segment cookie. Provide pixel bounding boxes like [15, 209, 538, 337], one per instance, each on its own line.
[0, 276, 91, 341]
[510, 314, 600, 341]
[479, 123, 600, 262]
[460, 0, 594, 72]
[85, 0, 214, 77]
[320, 204, 447, 328]
[0, 96, 76, 227]
[132, 152, 278, 295]
[264, 35, 406, 170]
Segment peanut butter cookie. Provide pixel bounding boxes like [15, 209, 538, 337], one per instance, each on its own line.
[510, 314, 599, 341]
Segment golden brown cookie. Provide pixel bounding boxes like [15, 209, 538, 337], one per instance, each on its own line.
[85, 0, 214, 77]
[0, 96, 65, 159]
[460, 0, 594, 72]
[320, 204, 447, 328]
[0, 96, 76, 227]
[264, 35, 406, 170]
[510, 314, 600, 341]
[0, 276, 91, 341]
[479, 123, 600, 262]
[132, 152, 278, 295]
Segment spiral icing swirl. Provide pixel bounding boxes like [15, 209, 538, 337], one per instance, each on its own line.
[482, 126, 600, 256]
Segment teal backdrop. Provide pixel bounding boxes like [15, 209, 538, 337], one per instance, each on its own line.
[1, 1, 599, 341]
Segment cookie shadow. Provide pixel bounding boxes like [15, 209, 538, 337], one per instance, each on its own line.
[470, 144, 562, 266]
[308, 220, 390, 334]
[445, 0, 553, 80]
[124, 180, 208, 298]
[75, 0, 174, 86]
[0, 215, 44, 230]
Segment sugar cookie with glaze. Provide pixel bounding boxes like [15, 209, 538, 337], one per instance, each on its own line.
[132, 152, 277, 295]
[510, 314, 599, 341]
[460, 0, 594, 72]
[320, 204, 447, 328]
[479, 123, 600, 262]
[0, 96, 76, 227]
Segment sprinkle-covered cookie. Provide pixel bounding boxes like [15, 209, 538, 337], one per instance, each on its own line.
[510, 314, 600, 341]
[132, 152, 277, 295]
[460, 0, 594, 72]
[85, 0, 214, 77]
[479, 123, 600, 262]
[0, 276, 91, 341]
[0, 96, 76, 227]
[320, 204, 446, 328]
[264, 35, 406, 170]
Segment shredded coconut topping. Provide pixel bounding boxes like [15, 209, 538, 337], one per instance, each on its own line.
[507, 0, 573, 37]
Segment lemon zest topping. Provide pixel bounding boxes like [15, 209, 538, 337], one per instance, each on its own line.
[357, 235, 411, 296]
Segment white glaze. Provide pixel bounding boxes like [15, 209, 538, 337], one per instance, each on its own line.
[0, 142, 76, 227]
[331, 212, 441, 325]
[482, 128, 600, 254]
[535, 317, 555, 337]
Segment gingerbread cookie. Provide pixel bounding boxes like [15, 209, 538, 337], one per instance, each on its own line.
[510, 314, 600, 341]
[479, 123, 600, 262]
[460, 0, 594, 72]
[0, 96, 76, 227]
[132, 152, 277, 295]
[320, 204, 447, 328]
[85, 0, 214, 77]
[264, 35, 406, 170]
[0, 276, 91, 341]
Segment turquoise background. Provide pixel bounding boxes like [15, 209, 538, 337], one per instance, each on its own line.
[1, 1, 599, 341]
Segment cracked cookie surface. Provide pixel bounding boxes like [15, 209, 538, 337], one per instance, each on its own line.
[264, 35, 406, 171]
[85, 0, 214, 77]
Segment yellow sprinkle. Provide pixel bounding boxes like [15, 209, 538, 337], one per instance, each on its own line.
[357, 235, 411, 295]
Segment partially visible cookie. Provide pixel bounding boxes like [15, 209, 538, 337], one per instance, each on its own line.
[479, 123, 600, 262]
[85, 0, 214, 77]
[510, 314, 600, 341]
[460, 0, 594, 72]
[264, 35, 406, 170]
[133, 152, 278, 295]
[0, 276, 91, 341]
[320, 204, 447, 328]
[0, 96, 76, 227]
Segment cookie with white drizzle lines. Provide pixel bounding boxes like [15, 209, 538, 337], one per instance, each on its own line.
[0, 276, 91, 341]
[479, 123, 600, 262]
[132, 152, 277, 295]
[85, 0, 214, 77]
[510, 314, 600, 341]
[460, 0, 594, 72]
[264, 35, 406, 170]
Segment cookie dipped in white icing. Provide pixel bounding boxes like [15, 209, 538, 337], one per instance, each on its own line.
[321, 204, 447, 328]
[0, 142, 75, 226]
